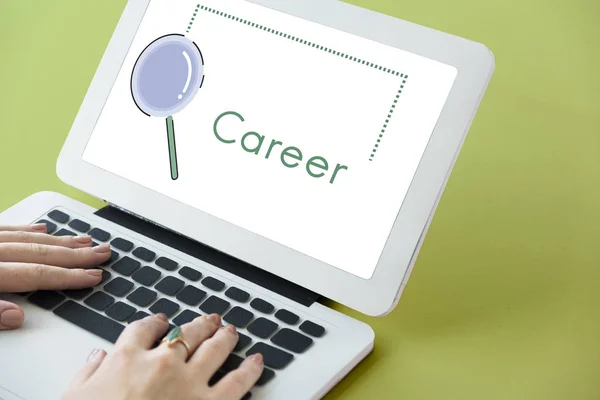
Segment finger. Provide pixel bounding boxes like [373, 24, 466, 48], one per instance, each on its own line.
[210, 354, 264, 399]
[0, 243, 111, 267]
[0, 231, 93, 249]
[0, 224, 47, 233]
[190, 323, 238, 377]
[69, 348, 107, 386]
[116, 314, 169, 350]
[0, 300, 24, 330]
[0, 263, 103, 292]
[157, 314, 222, 361]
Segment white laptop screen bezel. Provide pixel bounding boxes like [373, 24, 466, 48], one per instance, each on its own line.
[57, 0, 494, 316]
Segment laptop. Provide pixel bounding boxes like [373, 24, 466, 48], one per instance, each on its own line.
[0, 0, 494, 398]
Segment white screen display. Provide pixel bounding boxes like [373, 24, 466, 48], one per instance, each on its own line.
[83, 0, 457, 279]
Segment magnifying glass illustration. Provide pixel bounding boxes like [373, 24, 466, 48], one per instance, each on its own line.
[131, 34, 204, 180]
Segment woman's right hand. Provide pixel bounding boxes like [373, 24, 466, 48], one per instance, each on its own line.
[62, 313, 264, 400]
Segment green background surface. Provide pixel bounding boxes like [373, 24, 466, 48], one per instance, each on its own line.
[1, 1, 599, 399]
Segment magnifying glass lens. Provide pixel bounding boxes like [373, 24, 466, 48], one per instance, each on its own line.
[137, 43, 197, 111]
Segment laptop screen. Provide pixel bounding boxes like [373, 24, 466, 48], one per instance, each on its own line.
[82, 0, 457, 280]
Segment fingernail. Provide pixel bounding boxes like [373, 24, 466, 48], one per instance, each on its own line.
[87, 348, 105, 362]
[155, 313, 168, 322]
[207, 314, 221, 324]
[224, 324, 237, 334]
[248, 353, 263, 366]
[31, 223, 47, 232]
[87, 348, 99, 361]
[74, 235, 92, 244]
[93, 244, 111, 253]
[86, 269, 104, 276]
[0, 309, 24, 329]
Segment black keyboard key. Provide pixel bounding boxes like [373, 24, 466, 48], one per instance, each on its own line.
[271, 328, 313, 353]
[225, 287, 250, 303]
[241, 393, 252, 400]
[111, 237, 134, 252]
[234, 332, 252, 352]
[63, 288, 93, 300]
[149, 298, 180, 318]
[176, 286, 206, 306]
[202, 276, 225, 292]
[132, 266, 161, 286]
[105, 302, 136, 322]
[132, 247, 155, 262]
[247, 318, 278, 339]
[84, 292, 115, 311]
[172, 310, 201, 326]
[98, 270, 112, 285]
[275, 309, 299, 325]
[28, 291, 65, 310]
[104, 277, 134, 297]
[128, 310, 150, 324]
[127, 287, 157, 307]
[246, 343, 293, 370]
[299, 320, 325, 338]
[250, 298, 274, 314]
[178, 266, 202, 281]
[209, 370, 226, 386]
[256, 368, 275, 386]
[199, 296, 230, 315]
[54, 300, 124, 344]
[92, 241, 99, 247]
[155, 256, 178, 271]
[68, 219, 90, 233]
[224, 307, 254, 328]
[220, 353, 243, 370]
[155, 276, 185, 296]
[36, 219, 57, 234]
[101, 250, 119, 267]
[89, 227, 110, 242]
[54, 228, 76, 237]
[112, 256, 140, 276]
[48, 209, 69, 223]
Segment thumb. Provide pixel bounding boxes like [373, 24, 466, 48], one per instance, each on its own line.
[69, 348, 107, 386]
[0, 300, 24, 330]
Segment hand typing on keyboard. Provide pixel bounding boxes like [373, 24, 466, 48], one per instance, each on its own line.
[0, 224, 110, 330]
[61, 313, 264, 400]
[3, 213, 316, 399]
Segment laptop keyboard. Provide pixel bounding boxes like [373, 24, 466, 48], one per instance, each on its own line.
[25, 208, 327, 398]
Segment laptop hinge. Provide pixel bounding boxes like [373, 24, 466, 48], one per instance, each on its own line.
[95, 205, 320, 307]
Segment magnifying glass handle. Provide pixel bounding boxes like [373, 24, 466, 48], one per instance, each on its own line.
[166, 116, 179, 180]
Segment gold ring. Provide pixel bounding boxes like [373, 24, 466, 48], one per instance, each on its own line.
[160, 326, 192, 358]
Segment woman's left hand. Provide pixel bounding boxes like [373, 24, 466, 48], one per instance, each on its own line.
[0, 224, 111, 330]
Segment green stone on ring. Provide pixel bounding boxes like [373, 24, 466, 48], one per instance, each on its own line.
[166, 326, 181, 343]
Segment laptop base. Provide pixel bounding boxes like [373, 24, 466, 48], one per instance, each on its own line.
[0, 192, 374, 400]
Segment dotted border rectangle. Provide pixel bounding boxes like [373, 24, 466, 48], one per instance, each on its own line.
[189, 4, 409, 161]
